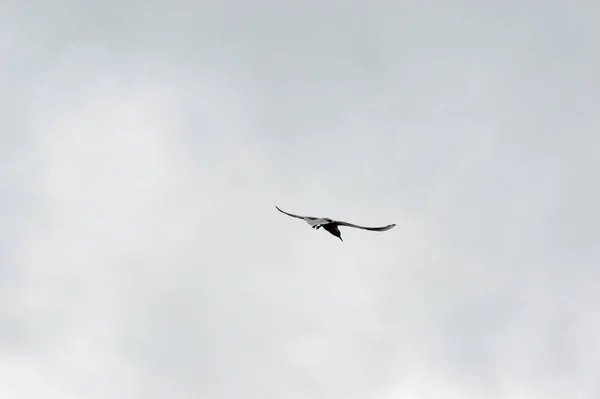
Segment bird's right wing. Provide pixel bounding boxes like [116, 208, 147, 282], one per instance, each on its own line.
[275, 206, 318, 222]
[336, 220, 396, 232]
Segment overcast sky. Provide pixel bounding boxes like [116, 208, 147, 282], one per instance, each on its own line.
[1, 2, 599, 399]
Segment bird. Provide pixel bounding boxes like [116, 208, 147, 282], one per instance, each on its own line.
[275, 205, 395, 241]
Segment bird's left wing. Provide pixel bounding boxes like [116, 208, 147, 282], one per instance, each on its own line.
[275, 206, 318, 221]
[336, 220, 396, 232]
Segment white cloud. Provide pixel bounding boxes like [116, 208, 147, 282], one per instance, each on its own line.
[2, 2, 599, 399]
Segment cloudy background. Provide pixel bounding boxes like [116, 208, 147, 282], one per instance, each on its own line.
[1, 1, 599, 398]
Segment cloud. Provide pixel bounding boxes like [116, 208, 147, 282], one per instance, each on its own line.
[2, 2, 599, 399]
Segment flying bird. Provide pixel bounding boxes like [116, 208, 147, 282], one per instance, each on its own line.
[275, 205, 395, 241]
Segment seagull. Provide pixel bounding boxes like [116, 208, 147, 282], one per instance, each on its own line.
[275, 205, 395, 241]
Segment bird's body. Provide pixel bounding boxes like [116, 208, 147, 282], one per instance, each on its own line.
[275, 206, 395, 241]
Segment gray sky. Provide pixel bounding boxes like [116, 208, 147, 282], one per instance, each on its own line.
[1, 2, 599, 398]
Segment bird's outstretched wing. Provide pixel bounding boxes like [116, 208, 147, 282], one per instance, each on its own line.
[275, 206, 318, 221]
[335, 220, 396, 232]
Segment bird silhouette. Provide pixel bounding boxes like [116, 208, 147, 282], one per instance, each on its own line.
[275, 205, 395, 241]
